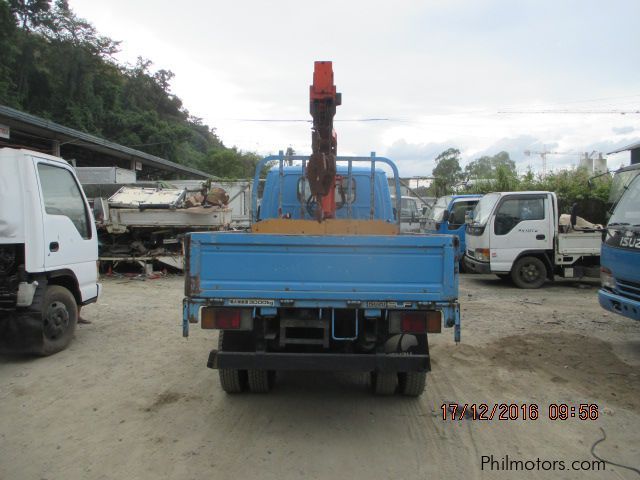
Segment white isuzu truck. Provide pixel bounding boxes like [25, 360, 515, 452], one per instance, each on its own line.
[0, 148, 100, 354]
[463, 191, 601, 288]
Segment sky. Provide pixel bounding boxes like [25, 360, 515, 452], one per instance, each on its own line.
[71, 0, 640, 177]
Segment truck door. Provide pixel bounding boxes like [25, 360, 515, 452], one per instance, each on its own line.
[489, 194, 553, 272]
[35, 158, 98, 301]
[447, 199, 479, 254]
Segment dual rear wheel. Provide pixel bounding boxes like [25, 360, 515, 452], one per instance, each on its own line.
[217, 332, 276, 394]
[371, 371, 426, 397]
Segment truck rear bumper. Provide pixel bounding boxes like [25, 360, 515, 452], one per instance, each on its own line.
[463, 255, 491, 274]
[599, 289, 640, 321]
[208, 350, 431, 373]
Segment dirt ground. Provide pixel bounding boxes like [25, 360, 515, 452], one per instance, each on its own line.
[1, 273, 639, 480]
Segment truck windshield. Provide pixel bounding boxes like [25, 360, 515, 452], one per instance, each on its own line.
[427, 196, 452, 221]
[401, 198, 419, 216]
[472, 192, 500, 226]
[609, 167, 640, 206]
[608, 176, 640, 228]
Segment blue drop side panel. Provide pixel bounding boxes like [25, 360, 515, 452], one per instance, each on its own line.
[188, 232, 458, 302]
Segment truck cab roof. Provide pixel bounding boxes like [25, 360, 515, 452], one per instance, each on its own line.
[485, 191, 552, 196]
[449, 194, 483, 199]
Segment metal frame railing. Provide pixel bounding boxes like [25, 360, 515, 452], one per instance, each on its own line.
[251, 151, 402, 228]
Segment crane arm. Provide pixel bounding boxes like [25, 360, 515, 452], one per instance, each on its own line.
[307, 61, 341, 220]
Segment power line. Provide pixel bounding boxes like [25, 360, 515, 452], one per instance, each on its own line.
[227, 118, 393, 123]
[499, 109, 640, 115]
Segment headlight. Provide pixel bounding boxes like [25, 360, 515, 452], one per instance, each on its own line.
[475, 248, 490, 262]
[600, 267, 616, 290]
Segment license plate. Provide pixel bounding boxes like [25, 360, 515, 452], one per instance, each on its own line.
[228, 298, 275, 307]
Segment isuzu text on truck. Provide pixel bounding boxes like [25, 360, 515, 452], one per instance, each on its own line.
[0, 148, 100, 354]
[182, 62, 460, 396]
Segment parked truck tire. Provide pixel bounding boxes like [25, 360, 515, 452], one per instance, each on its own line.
[247, 370, 276, 393]
[217, 331, 248, 393]
[371, 371, 397, 395]
[511, 256, 547, 289]
[40, 285, 78, 356]
[398, 371, 427, 396]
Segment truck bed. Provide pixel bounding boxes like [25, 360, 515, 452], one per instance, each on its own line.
[557, 231, 602, 256]
[186, 232, 458, 304]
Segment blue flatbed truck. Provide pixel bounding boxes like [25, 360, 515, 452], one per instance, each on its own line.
[183, 154, 460, 396]
[599, 164, 640, 320]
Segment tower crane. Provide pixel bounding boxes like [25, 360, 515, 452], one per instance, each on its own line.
[524, 149, 601, 176]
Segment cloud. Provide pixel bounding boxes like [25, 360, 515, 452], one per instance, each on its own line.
[69, 0, 640, 178]
[612, 126, 635, 135]
[385, 139, 463, 176]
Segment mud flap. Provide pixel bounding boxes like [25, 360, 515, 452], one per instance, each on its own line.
[0, 310, 45, 355]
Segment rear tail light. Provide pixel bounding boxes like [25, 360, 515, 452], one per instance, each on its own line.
[400, 311, 441, 333]
[401, 313, 426, 333]
[201, 308, 242, 329]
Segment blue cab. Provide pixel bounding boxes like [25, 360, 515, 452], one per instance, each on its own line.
[599, 165, 640, 320]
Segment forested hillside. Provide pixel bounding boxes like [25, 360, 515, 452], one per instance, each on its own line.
[0, 0, 260, 177]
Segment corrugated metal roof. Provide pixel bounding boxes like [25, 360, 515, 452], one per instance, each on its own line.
[608, 139, 640, 155]
[0, 105, 210, 178]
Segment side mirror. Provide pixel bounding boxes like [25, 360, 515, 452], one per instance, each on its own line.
[393, 207, 397, 220]
[442, 210, 450, 222]
[465, 210, 474, 224]
[570, 203, 578, 228]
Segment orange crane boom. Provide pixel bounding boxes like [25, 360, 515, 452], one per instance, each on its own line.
[306, 61, 341, 220]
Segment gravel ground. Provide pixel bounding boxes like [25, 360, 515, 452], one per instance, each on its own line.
[1, 273, 639, 480]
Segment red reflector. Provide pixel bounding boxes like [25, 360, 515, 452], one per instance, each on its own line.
[201, 308, 241, 329]
[401, 311, 441, 333]
[401, 313, 427, 333]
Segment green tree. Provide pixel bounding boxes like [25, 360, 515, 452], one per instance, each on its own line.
[464, 151, 516, 179]
[432, 148, 462, 196]
[0, 0, 260, 178]
[8, 0, 49, 30]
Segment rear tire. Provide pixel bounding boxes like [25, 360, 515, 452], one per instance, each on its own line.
[247, 370, 276, 393]
[217, 331, 248, 394]
[219, 369, 247, 393]
[40, 285, 78, 356]
[398, 372, 427, 396]
[371, 372, 397, 395]
[511, 256, 547, 289]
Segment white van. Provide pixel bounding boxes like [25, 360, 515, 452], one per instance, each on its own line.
[0, 148, 100, 354]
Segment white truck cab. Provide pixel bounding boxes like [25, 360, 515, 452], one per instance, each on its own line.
[0, 148, 100, 354]
[464, 191, 601, 288]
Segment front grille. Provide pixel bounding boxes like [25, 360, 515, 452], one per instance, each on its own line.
[617, 278, 640, 301]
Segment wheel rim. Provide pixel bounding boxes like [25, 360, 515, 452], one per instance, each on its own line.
[520, 263, 541, 283]
[43, 301, 70, 340]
